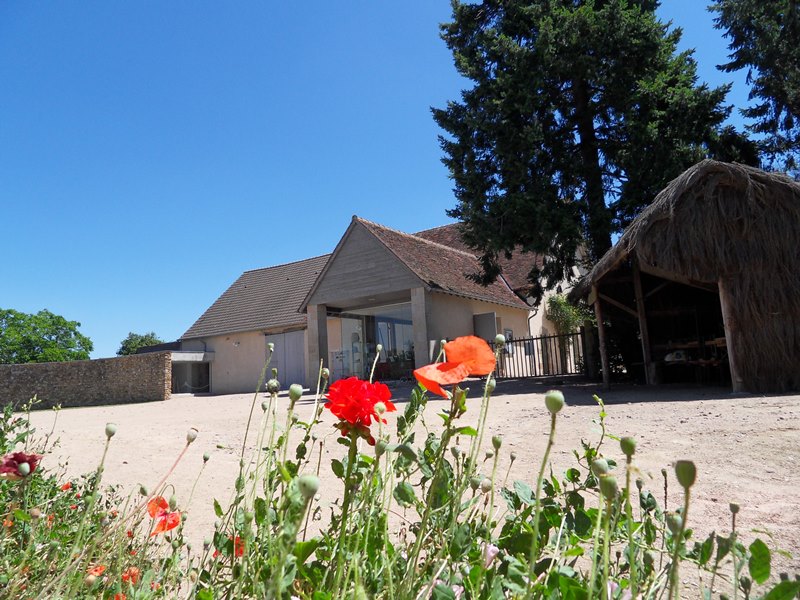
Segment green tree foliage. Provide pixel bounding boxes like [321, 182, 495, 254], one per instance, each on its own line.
[0, 308, 93, 364]
[712, 0, 800, 173]
[116, 331, 164, 356]
[433, 0, 752, 302]
[546, 294, 593, 335]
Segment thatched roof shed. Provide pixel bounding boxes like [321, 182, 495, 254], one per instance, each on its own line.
[575, 159, 800, 393]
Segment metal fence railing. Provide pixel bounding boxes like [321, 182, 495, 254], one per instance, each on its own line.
[492, 332, 585, 379]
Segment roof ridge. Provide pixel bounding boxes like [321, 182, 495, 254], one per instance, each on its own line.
[242, 253, 331, 274]
[354, 216, 478, 259]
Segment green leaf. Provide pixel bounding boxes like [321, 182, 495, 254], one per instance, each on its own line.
[748, 538, 771, 584]
[699, 532, 715, 566]
[197, 589, 214, 600]
[432, 584, 456, 600]
[293, 539, 320, 565]
[393, 444, 417, 462]
[393, 482, 416, 507]
[760, 581, 800, 600]
[331, 459, 344, 479]
[514, 480, 534, 505]
[453, 425, 478, 437]
[213, 498, 223, 518]
[12, 509, 30, 523]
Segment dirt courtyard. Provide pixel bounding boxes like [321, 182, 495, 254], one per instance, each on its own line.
[26, 379, 800, 580]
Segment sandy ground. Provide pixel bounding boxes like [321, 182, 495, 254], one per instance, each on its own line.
[25, 378, 800, 584]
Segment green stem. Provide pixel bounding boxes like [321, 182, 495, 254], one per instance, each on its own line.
[602, 496, 613, 600]
[625, 456, 638, 596]
[668, 491, 690, 600]
[526, 412, 557, 597]
[332, 432, 359, 595]
[587, 497, 604, 599]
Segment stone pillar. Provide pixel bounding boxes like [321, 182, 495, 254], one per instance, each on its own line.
[411, 287, 430, 368]
[306, 304, 328, 386]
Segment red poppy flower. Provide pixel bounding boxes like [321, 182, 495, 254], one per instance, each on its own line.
[147, 496, 181, 536]
[115, 594, 127, 600]
[213, 535, 245, 558]
[444, 336, 496, 375]
[324, 377, 396, 428]
[413, 362, 470, 398]
[0, 452, 42, 481]
[126, 529, 134, 538]
[121, 566, 140, 584]
[60, 482, 72, 491]
[86, 564, 106, 576]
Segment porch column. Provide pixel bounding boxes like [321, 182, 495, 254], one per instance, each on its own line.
[718, 278, 744, 392]
[632, 259, 656, 384]
[306, 304, 328, 387]
[592, 286, 611, 389]
[411, 287, 430, 368]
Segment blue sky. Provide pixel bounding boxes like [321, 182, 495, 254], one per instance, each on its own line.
[1, 1, 750, 359]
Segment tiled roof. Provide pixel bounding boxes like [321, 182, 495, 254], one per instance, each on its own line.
[357, 218, 529, 309]
[414, 223, 543, 296]
[181, 255, 331, 340]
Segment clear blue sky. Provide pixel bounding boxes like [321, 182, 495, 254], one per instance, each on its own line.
[1, 1, 750, 359]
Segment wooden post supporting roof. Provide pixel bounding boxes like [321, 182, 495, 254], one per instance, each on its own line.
[592, 285, 611, 389]
[632, 259, 656, 385]
[718, 278, 744, 392]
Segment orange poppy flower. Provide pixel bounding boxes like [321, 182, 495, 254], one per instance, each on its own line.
[115, 594, 127, 600]
[443, 336, 496, 375]
[122, 566, 140, 584]
[413, 362, 470, 398]
[147, 497, 181, 536]
[60, 482, 72, 491]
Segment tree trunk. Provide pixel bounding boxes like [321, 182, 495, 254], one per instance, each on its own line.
[573, 77, 612, 260]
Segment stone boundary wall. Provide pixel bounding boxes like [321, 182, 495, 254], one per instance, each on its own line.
[0, 352, 172, 410]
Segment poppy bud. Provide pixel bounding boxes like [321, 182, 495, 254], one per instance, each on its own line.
[470, 476, 481, 491]
[674, 460, 696, 489]
[105, 423, 117, 439]
[729, 502, 740, 515]
[29, 508, 42, 520]
[298, 474, 320, 500]
[620, 436, 636, 457]
[485, 451, 494, 460]
[486, 378, 496, 393]
[666, 511, 683, 535]
[289, 384, 303, 403]
[203, 537, 212, 549]
[139, 484, 148, 496]
[266, 378, 280, 394]
[186, 542, 193, 552]
[450, 446, 462, 459]
[494, 334, 506, 347]
[271, 368, 278, 378]
[321, 368, 330, 380]
[84, 574, 97, 588]
[480, 478, 492, 494]
[510, 452, 517, 462]
[636, 477, 644, 491]
[374, 402, 386, 415]
[376, 344, 383, 353]
[203, 452, 210, 463]
[261, 400, 269, 412]
[599, 474, 617, 500]
[376, 440, 387, 457]
[169, 495, 178, 511]
[267, 343, 275, 353]
[186, 428, 198, 444]
[244, 511, 254, 524]
[492, 435, 502, 450]
[591, 458, 610, 477]
[17, 462, 30, 477]
[544, 390, 565, 414]
[172, 539, 180, 550]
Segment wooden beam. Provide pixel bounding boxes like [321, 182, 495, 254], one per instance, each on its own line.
[598, 293, 638, 318]
[644, 280, 671, 300]
[593, 286, 611, 389]
[632, 259, 656, 385]
[718, 278, 744, 392]
[638, 263, 717, 293]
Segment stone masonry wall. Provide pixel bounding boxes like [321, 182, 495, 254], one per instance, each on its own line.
[0, 352, 171, 410]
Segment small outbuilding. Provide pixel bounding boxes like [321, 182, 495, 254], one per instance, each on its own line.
[574, 160, 800, 393]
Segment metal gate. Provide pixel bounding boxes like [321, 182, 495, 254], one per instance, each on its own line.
[492, 332, 585, 379]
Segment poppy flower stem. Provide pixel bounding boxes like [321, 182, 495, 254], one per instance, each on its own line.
[240, 348, 274, 460]
[525, 412, 557, 598]
[332, 431, 359, 596]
